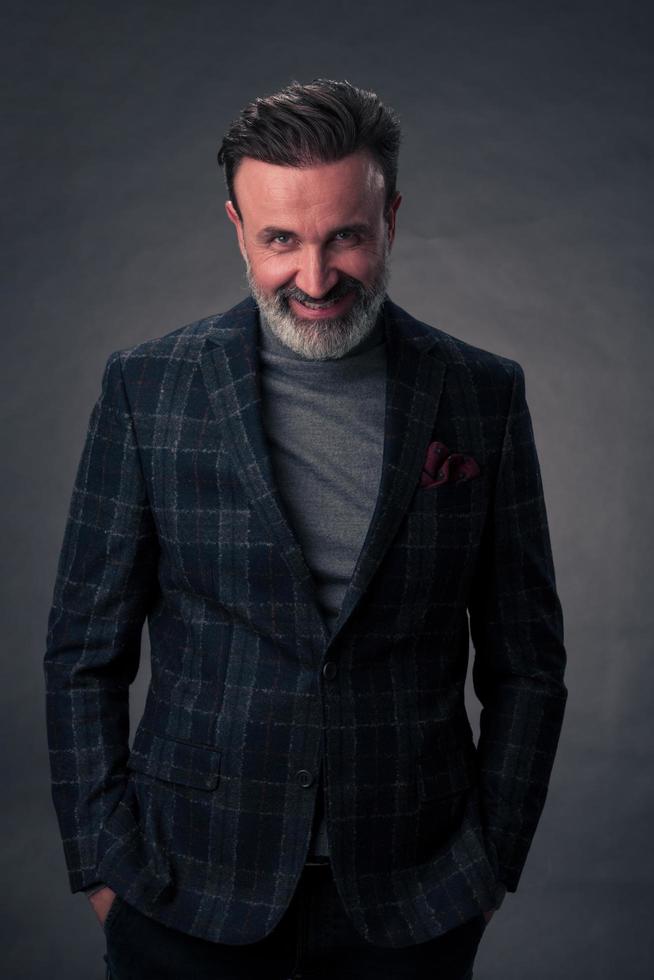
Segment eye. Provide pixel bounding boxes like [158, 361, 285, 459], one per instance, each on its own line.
[272, 234, 291, 245]
[334, 230, 353, 241]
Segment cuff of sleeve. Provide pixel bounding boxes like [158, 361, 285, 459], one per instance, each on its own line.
[82, 883, 106, 898]
[493, 881, 508, 909]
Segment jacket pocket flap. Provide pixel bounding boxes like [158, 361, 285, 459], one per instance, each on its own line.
[127, 727, 221, 790]
[417, 748, 474, 801]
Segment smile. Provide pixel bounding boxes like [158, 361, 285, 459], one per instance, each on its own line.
[298, 297, 342, 310]
[290, 290, 355, 319]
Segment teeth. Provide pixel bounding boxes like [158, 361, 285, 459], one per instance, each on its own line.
[300, 298, 340, 309]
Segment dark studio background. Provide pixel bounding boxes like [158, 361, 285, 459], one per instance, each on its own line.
[3, 1, 653, 977]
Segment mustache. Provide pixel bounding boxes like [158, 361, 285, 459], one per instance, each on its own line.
[277, 277, 364, 305]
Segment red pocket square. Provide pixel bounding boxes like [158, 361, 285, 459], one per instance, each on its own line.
[420, 440, 480, 488]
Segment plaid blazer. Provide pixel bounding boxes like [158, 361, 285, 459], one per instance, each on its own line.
[44, 294, 567, 947]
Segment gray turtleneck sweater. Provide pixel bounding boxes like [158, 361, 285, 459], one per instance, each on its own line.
[257, 309, 388, 855]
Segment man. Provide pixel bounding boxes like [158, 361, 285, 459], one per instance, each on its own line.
[45, 78, 567, 979]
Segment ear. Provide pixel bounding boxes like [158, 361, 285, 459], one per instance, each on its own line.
[386, 192, 402, 249]
[225, 200, 246, 259]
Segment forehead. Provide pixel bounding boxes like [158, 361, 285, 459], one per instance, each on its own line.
[233, 152, 385, 226]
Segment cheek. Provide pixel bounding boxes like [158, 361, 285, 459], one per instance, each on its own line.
[340, 253, 378, 282]
[249, 255, 295, 292]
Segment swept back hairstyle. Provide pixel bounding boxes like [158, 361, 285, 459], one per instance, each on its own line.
[217, 78, 402, 222]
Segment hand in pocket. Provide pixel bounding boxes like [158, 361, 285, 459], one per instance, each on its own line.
[88, 886, 118, 928]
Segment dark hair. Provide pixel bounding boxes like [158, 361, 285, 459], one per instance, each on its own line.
[217, 78, 401, 221]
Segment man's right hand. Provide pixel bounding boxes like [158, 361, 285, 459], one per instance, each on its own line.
[88, 885, 118, 927]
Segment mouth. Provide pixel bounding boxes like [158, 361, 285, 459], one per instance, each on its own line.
[289, 290, 355, 319]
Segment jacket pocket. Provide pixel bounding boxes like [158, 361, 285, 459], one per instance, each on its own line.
[416, 748, 474, 801]
[127, 727, 221, 791]
[416, 720, 476, 802]
[102, 894, 125, 934]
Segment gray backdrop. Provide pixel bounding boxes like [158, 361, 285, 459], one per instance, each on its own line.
[4, 0, 653, 977]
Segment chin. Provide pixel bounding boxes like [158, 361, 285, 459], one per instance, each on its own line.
[291, 313, 348, 332]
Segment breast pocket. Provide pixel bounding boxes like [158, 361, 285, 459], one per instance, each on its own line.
[404, 476, 486, 586]
[411, 475, 480, 513]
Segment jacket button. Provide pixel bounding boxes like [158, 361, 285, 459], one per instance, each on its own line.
[296, 769, 314, 788]
[322, 661, 338, 680]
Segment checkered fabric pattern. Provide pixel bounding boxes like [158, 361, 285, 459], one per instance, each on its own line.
[44, 294, 567, 947]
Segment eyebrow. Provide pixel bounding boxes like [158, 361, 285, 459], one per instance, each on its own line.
[255, 222, 374, 243]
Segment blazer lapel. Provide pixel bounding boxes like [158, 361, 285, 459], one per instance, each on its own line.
[199, 296, 330, 645]
[327, 299, 446, 645]
[198, 294, 447, 655]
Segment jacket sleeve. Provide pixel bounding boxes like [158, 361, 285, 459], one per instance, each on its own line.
[44, 351, 160, 893]
[467, 360, 568, 894]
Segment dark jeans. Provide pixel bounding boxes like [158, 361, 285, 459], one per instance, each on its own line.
[103, 860, 487, 979]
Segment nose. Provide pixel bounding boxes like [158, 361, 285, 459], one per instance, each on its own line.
[293, 246, 339, 300]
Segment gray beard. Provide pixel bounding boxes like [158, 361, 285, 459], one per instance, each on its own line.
[244, 244, 390, 360]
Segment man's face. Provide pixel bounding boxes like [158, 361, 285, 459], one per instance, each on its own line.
[225, 151, 401, 359]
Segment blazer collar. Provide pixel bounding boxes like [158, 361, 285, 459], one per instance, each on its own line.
[199, 294, 446, 654]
